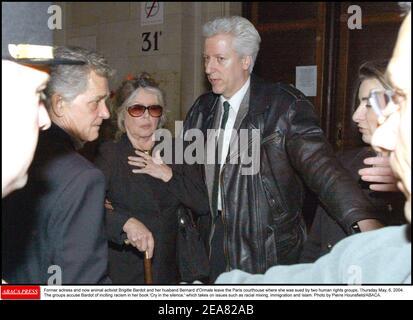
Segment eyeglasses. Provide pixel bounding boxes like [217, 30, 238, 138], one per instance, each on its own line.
[367, 89, 395, 118]
[127, 104, 163, 118]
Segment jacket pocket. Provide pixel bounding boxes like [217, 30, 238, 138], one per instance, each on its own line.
[276, 214, 306, 264]
[265, 225, 277, 267]
[262, 177, 286, 216]
[227, 131, 261, 164]
[261, 130, 283, 146]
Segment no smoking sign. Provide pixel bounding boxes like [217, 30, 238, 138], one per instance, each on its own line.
[141, 2, 164, 26]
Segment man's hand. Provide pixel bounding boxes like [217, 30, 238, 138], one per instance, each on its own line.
[357, 219, 385, 232]
[122, 217, 155, 258]
[358, 156, 399, 192]
[104, 199, 114, 210]
[128, 150, 173, 182]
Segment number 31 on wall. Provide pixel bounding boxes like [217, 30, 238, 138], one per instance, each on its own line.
[141, 31, 162, 52]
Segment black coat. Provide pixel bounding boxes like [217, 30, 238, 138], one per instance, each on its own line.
[2, 124, 110, 284]
[183, 75, 385, 274]
[94, 134, 209, 284]
[300, 147, 406, 263]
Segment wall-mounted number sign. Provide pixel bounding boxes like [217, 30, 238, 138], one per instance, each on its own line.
[141, 31, 162, 52]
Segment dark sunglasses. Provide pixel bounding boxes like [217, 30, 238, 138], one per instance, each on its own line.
[127, 104, 163, 118]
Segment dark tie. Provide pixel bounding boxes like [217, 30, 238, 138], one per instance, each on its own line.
[211, 101, 230, 218]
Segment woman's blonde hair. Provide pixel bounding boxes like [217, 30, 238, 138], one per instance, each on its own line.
[113, 72, 166, 140]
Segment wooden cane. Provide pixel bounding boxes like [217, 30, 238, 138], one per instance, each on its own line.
[124, 240, 153, 284]
[144, 251, 153, 284]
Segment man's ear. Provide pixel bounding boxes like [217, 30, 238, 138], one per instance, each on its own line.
[242, 56, 252, 71]
[50, 94, 65, 117]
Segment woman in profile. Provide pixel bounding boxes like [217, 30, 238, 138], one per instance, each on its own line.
[300, 60, 406, 263]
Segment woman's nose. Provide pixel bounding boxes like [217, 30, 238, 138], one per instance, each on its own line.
[142, 109, 150, 118]
[352, 104, 366, 123]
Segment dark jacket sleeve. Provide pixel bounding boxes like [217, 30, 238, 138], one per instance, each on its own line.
[52, 168, 110, 284]
[284, 96, 384, 233]
[95, 144, 131, 245]
[166, 163, 210, 216]
[299, 209, 322, 263]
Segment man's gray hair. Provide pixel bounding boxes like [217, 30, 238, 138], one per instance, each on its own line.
[45, 46, 114, 106]
[203, 16, 261, 74]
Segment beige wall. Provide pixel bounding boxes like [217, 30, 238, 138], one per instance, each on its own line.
[54, 2, 241, 132]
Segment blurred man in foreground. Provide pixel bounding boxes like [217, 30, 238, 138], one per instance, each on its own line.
[2, 58, 51, 198]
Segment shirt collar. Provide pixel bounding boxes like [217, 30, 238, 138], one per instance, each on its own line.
[220, 76, 250, 113]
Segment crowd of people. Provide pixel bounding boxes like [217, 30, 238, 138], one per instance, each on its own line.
[2, 3, 411, 285]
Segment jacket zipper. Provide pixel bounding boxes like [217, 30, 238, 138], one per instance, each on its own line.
[208, 218, 215, 260]
[219, 164, 230, 272]
[251, 169, 265, 272]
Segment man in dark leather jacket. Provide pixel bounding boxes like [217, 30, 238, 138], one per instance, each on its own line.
[182, 16, 384, 282]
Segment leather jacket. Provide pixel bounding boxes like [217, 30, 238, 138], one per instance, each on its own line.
[183, 75, 383, 274]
